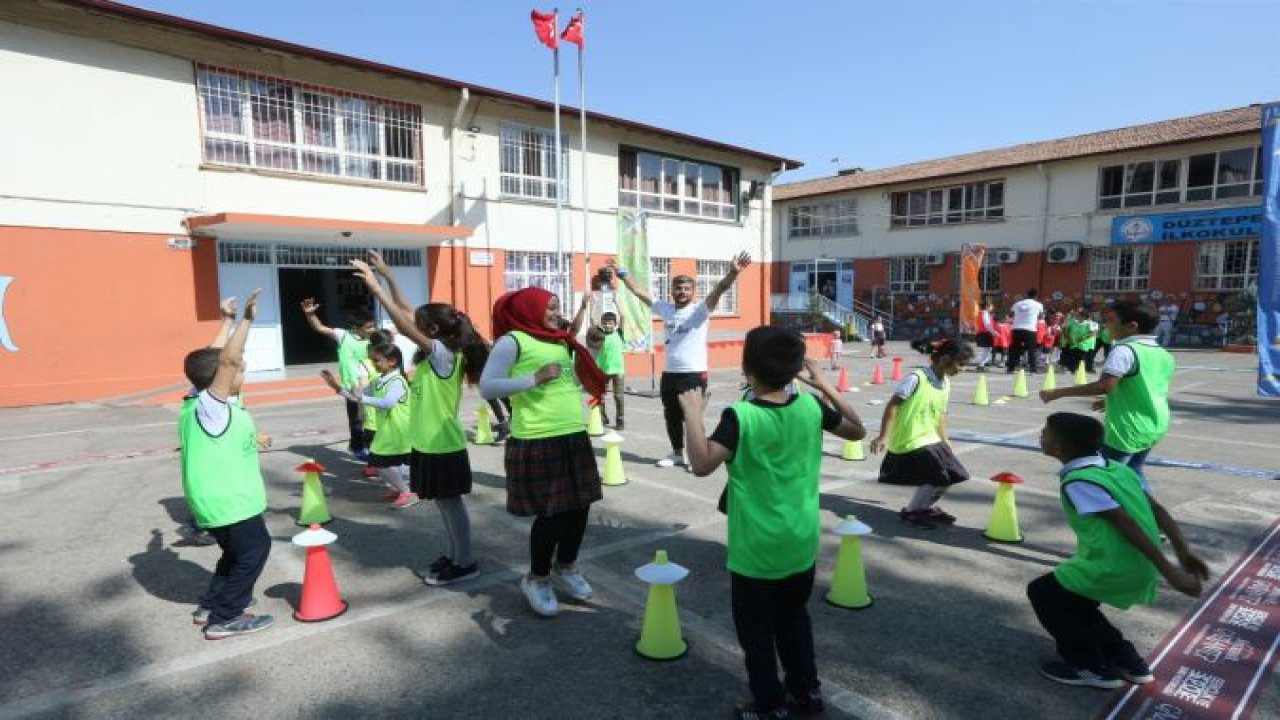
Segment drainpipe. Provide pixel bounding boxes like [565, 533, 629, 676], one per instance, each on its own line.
[1037, 162, 1051, 292]
[448, 88, 471, 306]
[764, 162, 787, 325]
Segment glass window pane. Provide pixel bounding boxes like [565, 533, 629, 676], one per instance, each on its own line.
[1187, 153, 1215, 187]
[1099, 166, 1124, 197]
[639, 153, 661, 194]
[1217, 148, 1253, 185]
[988, 182, 1004, 208]
[250, 81, 294, 143]
[1125, 162, 1154, 195]
[1157, 159, 1180, 190]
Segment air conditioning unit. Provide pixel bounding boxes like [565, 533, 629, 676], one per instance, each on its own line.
[924, 252, 947, 266]
[1046, 242, 1083, 264]
[994, 249, 1020, 264]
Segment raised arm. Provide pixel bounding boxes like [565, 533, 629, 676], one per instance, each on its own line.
[210, 289, 260, 400]
[368, 250, 414, 315]
[569, 293, 591, 336]
[705, 251, 751, 312]
[209, 297, 238, 349]
[300, 298, 336, 339]
[349, 259, 436, 355]
[605, 259, 653, 307]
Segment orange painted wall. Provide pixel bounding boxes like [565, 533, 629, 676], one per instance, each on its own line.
[1150, 241, 1199, 293]
[0, 227, 219, 407]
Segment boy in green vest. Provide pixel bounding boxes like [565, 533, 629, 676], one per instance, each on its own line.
[1030, 412, 1207, 688]
[301, 298, 377, 461]
[181, 290, 275, 639]
[680, 327, 867, 720]
[1040, 302, 1172, 482]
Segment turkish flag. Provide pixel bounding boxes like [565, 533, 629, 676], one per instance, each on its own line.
[561, 11, 584, 48]
[530, 9, 558, 50]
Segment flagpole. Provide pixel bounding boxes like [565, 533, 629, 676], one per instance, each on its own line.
[576, 12, 590, 304]
[551, 11, 566, 307]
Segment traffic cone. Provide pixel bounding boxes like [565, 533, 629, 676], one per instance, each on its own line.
[1074, 363, 1088, 386]
[835, 367, 851, 393]
[291, 524, 349, 622]
[840, 439, 865, 461]
[634, 550, 689, 661]
[1012, 369, 1029, 398]
[826, 515, 874, 610]
[983, 472, 1025, 544]
[870, 363, 885, 385]
[890, 357, 904, 381]
[473, 404, 494, 445]
[587, 403, 605, 437]
[1042, 364, 1057, 392]
[972, 374, 989, 406]
[296, 460, 332, 526]
[601, 431, 627, 486]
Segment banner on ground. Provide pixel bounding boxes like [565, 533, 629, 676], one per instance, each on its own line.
[1259, 104, 1280, 397]
[958, 244, 986, 335]
[615, 209, 653, 353]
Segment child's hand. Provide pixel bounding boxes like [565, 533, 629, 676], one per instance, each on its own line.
[868, 435, 887, 454]
[219, 297, 239, 320]
[367, 250, 391, 275]
[1177, 550, 1211, 582]
[242, 289, 261, 322]
[256, 433, 273, 450]
[1166, 567, 1203, 597]
[533, 363, 562, 385]
[795, 358, 830, 391]
[301, 298, 320, 314]
[677, 387, 707, 414]
[350, 259, 378, 288]
[1091, 397, 1107, 412]
[319, 369, 342, 392]
[1038, 389, 1056, 403]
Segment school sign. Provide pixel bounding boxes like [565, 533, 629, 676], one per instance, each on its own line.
[1111, 207, 1263, 246]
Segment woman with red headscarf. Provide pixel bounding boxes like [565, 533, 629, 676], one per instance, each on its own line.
[478, 287, 608, 618]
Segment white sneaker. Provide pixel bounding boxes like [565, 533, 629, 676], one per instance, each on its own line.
[551, 566, 594, 601]
[656, 451, 685, 468]
[520, 575, 558, 617]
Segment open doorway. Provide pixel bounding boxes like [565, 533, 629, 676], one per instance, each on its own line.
[277, 267, 374, 365]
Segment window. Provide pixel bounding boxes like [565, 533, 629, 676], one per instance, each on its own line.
[951, 253, 1001, 294]
[890, 256, 929, 293]
[504, 251, 569, 303]
[499, 123, 568, 200]
[197, 65, 422, 185]
[1195, 240, 1260, 290]
[788, 199, 858, 238]
[619, 148, 738, 221]
[649, 257, 671, 302]
[1098, 147, 1262, 208]
[1088, 246, 1151, 292]
[696, 259, 738, 315]
[890, 181, 1004, 227]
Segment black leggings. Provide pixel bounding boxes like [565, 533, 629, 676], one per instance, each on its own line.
[530, 508, 590, 576]
[659, 371, 708, 451]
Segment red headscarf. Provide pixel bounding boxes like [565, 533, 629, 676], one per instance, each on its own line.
[492, 287, 608, 400]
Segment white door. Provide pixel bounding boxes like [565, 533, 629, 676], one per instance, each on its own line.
[217, 263, 283, 373]
[383, 264, 428, 370]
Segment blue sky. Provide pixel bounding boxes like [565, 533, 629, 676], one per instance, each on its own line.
[128, 0, 1279, 181]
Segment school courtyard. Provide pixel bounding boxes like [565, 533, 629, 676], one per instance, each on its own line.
[0, 342, 1276, 720]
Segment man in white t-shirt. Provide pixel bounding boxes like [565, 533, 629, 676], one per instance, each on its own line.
[1007, 288, 1044, 373]
[608, 252, 751, 468]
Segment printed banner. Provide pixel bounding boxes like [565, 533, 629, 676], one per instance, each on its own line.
[958, 244, 986, 334]
[1098, 519, 1280, 720]
[1112, 207, 1264, 246]
[1258, 104, 1280, 397]
[615, 209, 653, 353]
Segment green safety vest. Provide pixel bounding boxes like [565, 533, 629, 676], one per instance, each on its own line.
[408, 350, 466, 454]
[179, 396, 267, 528]
[1104, 340, 1174, 452]
[337, 331, 370, 391]
[369, 373, 412, 456]
[508, 331, 585, 440]
[725, 394, 824, 579]
[1055, 461, 1160, 609]
[361, 358, 379, 432]
[596, 332, 625, 376]
[888, 369, 947, 454]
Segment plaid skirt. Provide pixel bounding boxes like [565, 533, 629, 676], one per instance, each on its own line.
[878, 442, 970, 487]
[504, 431, 602, 517]
[410, 449, 473, 500]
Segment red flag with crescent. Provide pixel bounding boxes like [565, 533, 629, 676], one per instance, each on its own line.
[530, 9, 558, 50]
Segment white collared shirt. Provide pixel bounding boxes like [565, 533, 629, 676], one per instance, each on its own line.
[1059, 454, 1152, 514]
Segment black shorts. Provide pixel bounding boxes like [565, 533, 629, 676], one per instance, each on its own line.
[975, 332, 994, 348]
[369, 452, 409, 468]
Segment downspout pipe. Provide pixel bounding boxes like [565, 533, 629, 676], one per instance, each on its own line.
[447, 88, 471, 307]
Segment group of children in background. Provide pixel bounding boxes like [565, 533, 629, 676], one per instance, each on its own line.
[975, 299, 1116, 375]
[178, 263, 1207, 719]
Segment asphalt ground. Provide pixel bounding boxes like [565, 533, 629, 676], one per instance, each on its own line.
[0, 341, 1277, 720]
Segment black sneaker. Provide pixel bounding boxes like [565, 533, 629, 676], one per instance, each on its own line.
[927, 507, 957, 525]
[203, 613, 274, 640]
[1113, 658, 1154, 684]
[785, 689, 825, 716]
[899, 509, 937, 529]
[735, 702, 792, 720]
[424, 561, 479, 586]
[1038, 661, 1124, 689]
[615, 418, 625, 431]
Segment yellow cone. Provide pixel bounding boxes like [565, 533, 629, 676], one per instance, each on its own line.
[841, 439, 865, 461]
[972, 374, 989, 406]
[1042, 364, 1057, 391]
[473, 404, 494, 445]
[1013, 369, 1029, 398]
[826, 516, 874, 610]
[587, 404, 605, 437]
[601, 432, 627, 486]
[983, 481, 1024, 543]
[296, 459, 332, 526]
[1074, 363, 1088, 386]
[634, 550, 689, 661]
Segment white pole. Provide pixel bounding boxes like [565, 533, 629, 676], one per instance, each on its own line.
[577, 17, 590, 301]
[552, 10, 565, 305]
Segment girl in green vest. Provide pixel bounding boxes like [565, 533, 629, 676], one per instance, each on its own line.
[1030, 412, 1206, 688]
[322, 342, 417, 508]
[352, 254, 489, 586]
[302, 299, 378, 461]
[869, 337, 974, 529]
[480, 286, 610, 618]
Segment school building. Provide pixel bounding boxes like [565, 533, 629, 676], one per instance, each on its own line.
[0, 0, 800, 407]
[773, 105, 1266, 344]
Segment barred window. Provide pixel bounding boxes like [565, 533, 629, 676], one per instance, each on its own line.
[1088, 246, 1151, 292]
[649, 257, 671, 302]
[951, 253, 1001, 294]
[197, 64, 422, 185]
[696, 259, 738, 315]
[619, 148, 738, 221]
[505, 251, 569, 304]
[789, 199, 858, 238]
[890, 256, 929, 293]
[499, 123, 568, 200]
[216, 243, 421, 266]
[1195, 240, 1259, 291]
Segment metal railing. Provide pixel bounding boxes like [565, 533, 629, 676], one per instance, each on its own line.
[770, 293, 891, 339]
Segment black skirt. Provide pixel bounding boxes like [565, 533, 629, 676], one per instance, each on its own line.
[878, 442, 970, 487]
[504, 431, 602, 517]
[410, 449, 473, 500]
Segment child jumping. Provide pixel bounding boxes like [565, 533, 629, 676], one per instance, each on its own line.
[301, 299, 377, 461]
[479, 286, 610, 617]
[180, 290, 274, 639]
[1029, 411, 1207, 688]
[869, 337, 974, 529]
[680, 327, 866, 720]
